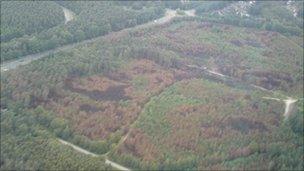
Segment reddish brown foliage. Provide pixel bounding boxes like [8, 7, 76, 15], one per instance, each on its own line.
[43, 59, 192, 140]
[119, 129, 159, 162]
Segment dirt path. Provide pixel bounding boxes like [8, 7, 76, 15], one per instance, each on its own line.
[186, 64, 227, 77]
[251, 84, 271, 92]
[187, 64, 272, 92]
[262, 96, 298, 119]
[206, 70, 226, 77]
[58, 138, 130, 171]
[116, 131, 130, 148]
[261, 97, 281, 101]
[1, 9, 195, 72]
[61, 6, 75, 24]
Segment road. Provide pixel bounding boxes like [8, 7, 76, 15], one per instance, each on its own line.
[58, 138, 130, 171]
[283, 98, 298, 119]
[0, 9, 195, 72]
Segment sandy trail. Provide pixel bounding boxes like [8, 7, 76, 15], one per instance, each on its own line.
[283, 98, 298, 119]
[261, 97, 281, 101]
[58, 139, 98, 157]
[62, 6, 75, 24]
[262, 96, 298, 119]
[105, 159, 130, 171]
[58, 138, 130, 171]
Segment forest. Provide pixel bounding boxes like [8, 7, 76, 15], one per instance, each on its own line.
[1, 108, 111, 170]
[1, 1, 302, 62]
[1, 1, 303, 170]
[1, 1, 165, 62]
[1, 1, 64, 42]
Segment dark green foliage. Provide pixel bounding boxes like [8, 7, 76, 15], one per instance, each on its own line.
[1, 1, 165, 62]
[0, 1, 303, 170]
[1, 1, 64, 42]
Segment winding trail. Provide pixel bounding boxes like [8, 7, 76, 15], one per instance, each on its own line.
[58, 138, 130, 171]
[186, 64, 228, 78]
[261, 97, 281, 101]
[1, 9, 195, 72]
[105, 159, 130, 171]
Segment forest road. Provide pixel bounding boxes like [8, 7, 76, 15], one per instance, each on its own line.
[58, 138, 130, 171]
[186, 64, 299, 119]
[0, 9, 195, 72]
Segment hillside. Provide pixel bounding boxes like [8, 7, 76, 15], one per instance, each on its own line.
[0, 1, 303, 170]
